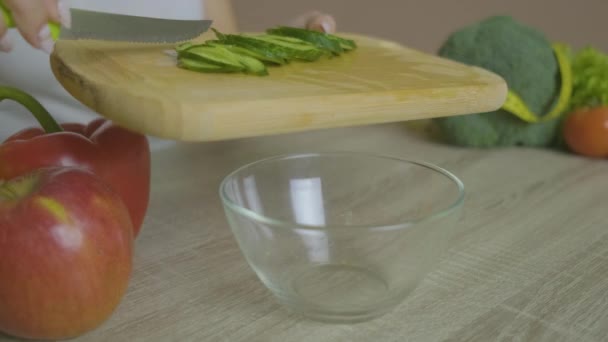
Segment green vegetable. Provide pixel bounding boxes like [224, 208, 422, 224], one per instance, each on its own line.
[178, 58, 242, 73]
[235, 53, 269, 76]
[433, 16, 562, 148]
[180, 45, 245, 69]
[174, 26, 358, 76]
[569, 46, 608, 109]
[175, 42, 194, 53]
[206, 40, 286, 65]
[208, 33, 290, 65]
[177, 44, 268, 76]
[253, 34, 330, 59]
[212, 28, 324, 63]
[266, 26, 353, 55]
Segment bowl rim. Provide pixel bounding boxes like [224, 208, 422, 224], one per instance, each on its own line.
[218, 151, 465, 232]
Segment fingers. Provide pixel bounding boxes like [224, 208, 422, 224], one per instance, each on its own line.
[290, 11, 337, 34]
[0, 12, 13, 52]
[3, 0, 53, 51]
[306, 13, 336, 34]
[45, 0, 71, 28]
[2, 0, 71, 53]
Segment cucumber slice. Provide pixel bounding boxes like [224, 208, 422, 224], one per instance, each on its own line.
[248, 35, 326, 61]
[266, 26, 343, 55]
[213, 28, 324, 62]
[328, 35, 357, 51]
[174, 27, 358, 76]
[256, 34, 311, 45]
[235, 53, 269, 76]
[178, 58, 242, 73]
[180, 45, 245, 69]
[175, 42, 194, 53]
[178, 44, 268, 76]
[207, 41, 286, 65]
[213, 29, 290, 64]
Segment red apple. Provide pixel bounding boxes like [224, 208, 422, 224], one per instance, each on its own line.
[0, 167, 134, 340]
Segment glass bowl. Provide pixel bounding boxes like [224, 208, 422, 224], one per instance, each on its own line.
[219, 152, 464, 323]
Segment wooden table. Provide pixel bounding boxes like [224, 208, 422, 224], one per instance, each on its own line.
[4, 122, 608, 341]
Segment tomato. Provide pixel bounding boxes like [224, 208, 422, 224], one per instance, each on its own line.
[563, 106, 608, 158]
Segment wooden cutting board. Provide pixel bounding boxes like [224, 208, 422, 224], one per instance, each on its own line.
[50, 32, 507, 142]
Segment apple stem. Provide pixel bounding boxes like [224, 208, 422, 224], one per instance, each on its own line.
[0, 86, 63, 133]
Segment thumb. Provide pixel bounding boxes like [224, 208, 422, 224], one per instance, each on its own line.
[289, 11, 337, 34]
[306, 13, 336, 34]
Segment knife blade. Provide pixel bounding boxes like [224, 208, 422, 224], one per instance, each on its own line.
[1, 6, 213, 44]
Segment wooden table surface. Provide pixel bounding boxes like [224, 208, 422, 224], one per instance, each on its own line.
[4, 122, 608, 341]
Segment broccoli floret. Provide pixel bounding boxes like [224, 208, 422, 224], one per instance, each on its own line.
[434, 16, 562, 147]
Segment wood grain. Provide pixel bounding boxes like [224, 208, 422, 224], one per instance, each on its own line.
[3, 122, 606, 341]
[49, 33, 506, 142]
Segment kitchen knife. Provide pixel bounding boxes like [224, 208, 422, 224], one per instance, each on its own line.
[0, 5, 213, 43]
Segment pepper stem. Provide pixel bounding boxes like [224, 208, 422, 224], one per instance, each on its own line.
[0, 86, 63, 133]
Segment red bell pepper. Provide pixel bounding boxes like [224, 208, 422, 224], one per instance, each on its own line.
[0, 86, 150, 237]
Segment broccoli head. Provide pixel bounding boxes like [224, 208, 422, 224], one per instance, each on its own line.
[434, 16, 562, 147]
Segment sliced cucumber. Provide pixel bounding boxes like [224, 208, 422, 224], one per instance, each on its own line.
[256, 34, 311, 45]
[178, 44, 268, 75]
[266, 26, 343, 55]
[175, 42, 194, 53]
[235, 53, 269, 76]
[178, 58, 242, 73]
[206, 41, 286, 65]
[247, 35, 326, 61]
[328, 35, 357, 51]
[213, 29, 324, 62]
[180, 45, 245, 69]
[212, 29, 290, 64]
[174, 26, 358, 76]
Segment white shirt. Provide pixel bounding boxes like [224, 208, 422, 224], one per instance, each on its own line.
[0, 0, 205, 148]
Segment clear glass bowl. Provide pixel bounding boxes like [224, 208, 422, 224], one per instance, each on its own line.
[219, 152, 464, 323]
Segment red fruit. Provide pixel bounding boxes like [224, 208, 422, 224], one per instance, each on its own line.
[1, 118, 151, 238]
[0, 167, 134, 340]
[563, 106, 608, 158]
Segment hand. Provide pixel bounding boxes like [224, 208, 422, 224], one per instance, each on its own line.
[0, 0, 71, 53]
[291, 11, 337, 34]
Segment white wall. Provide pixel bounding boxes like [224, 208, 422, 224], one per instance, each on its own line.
[234, 0, 608, 53]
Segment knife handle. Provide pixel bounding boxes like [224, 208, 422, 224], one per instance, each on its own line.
[1, 2, 61, 41]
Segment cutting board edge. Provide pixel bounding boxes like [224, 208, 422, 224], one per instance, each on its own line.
[178, 81, 507, 142]
[155, 83, 507, 142]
